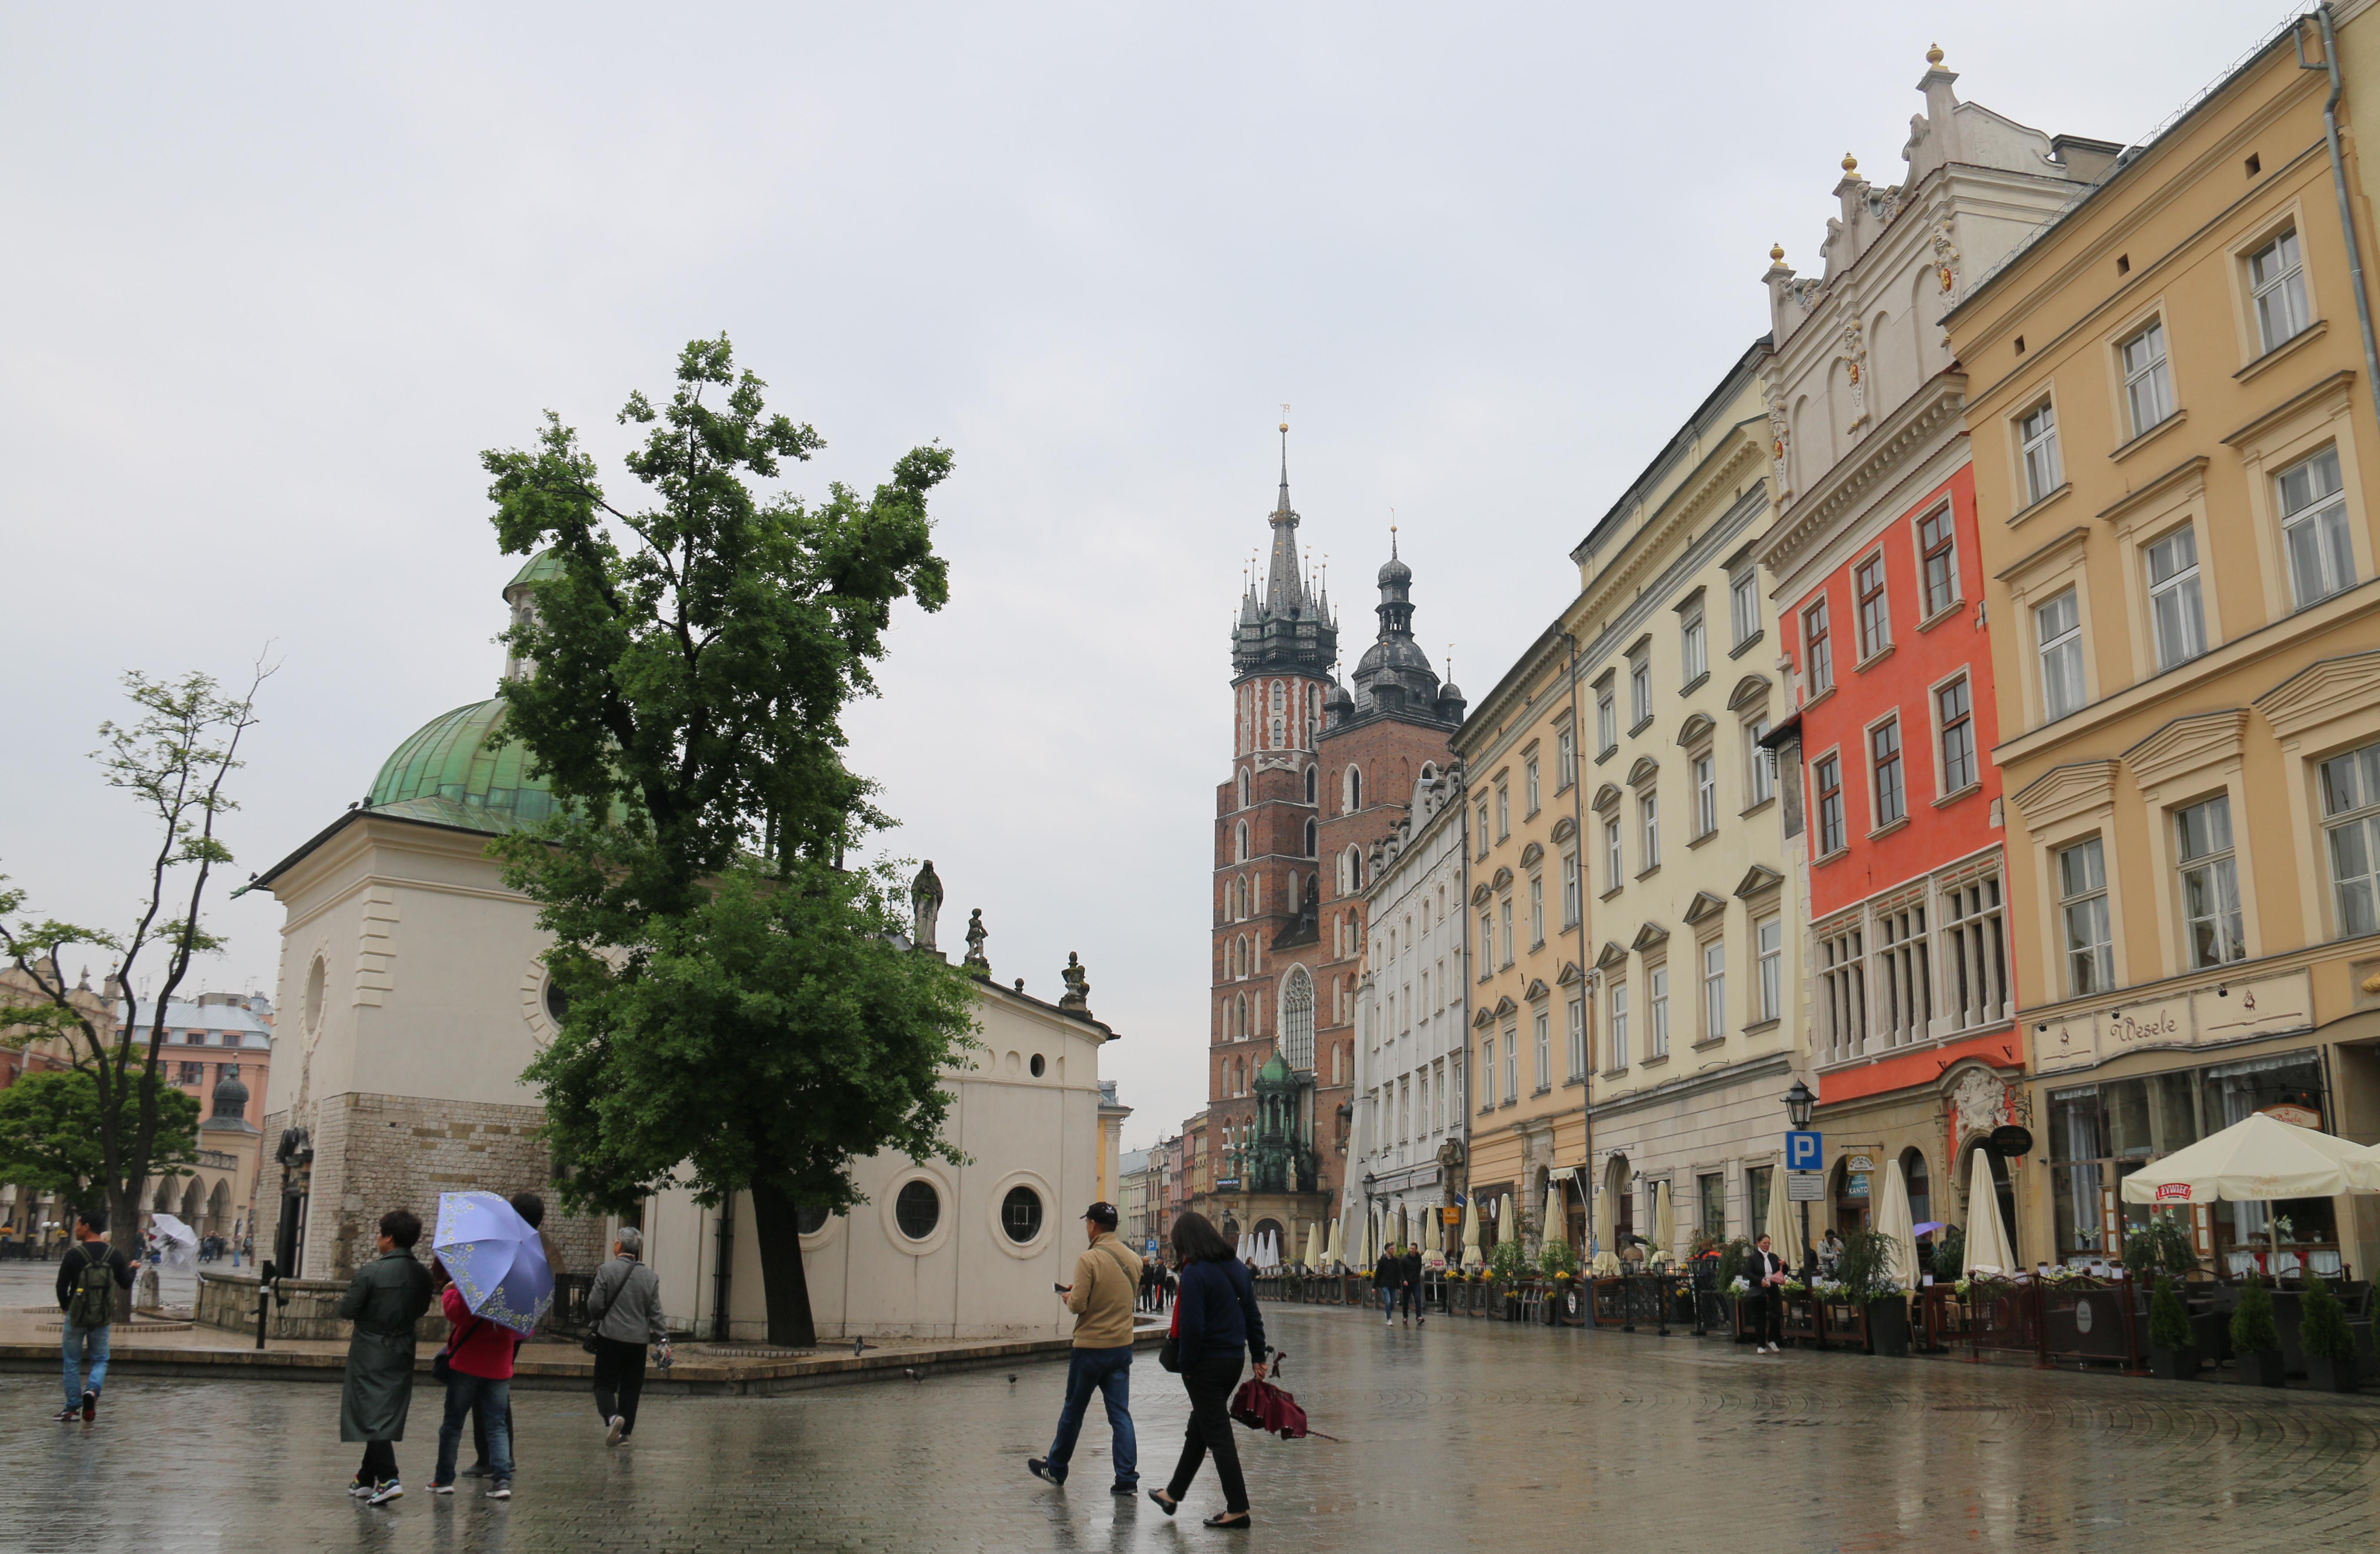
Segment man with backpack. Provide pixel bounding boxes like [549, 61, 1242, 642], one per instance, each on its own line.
[1027, 1201, 1142, 1494]
[54, 1206, 134, 1423]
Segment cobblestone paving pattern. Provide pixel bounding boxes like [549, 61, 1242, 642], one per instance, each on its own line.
[5, 1306, 2380, 1552]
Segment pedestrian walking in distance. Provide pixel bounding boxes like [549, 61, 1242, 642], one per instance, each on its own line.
[1399, 1244, 1424, 1328]
[1146, 1210, 1264, 1529]
[1746, 1233, 1787, 1354]
[338, 1208, 435, 1505]
[1374, 1243, 1402, 1326]
[54, 1206, 134, 1423]
[584, 1226, 666, 1446]
[1029, 1201, 1143, 1493]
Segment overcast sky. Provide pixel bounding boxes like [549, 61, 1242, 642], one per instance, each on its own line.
[1, 2, 2302, 1149]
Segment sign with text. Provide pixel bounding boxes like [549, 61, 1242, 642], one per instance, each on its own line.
[2032, 970, 2313, 1076]
[1785, 1131, 1822, 1171]
[1786, 1170, 1825, 1202]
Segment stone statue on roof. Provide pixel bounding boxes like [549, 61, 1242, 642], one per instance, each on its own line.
[910, 860, 945, 953]
[961, 908, 990, 978]
[1060, 952, 1090, 1011]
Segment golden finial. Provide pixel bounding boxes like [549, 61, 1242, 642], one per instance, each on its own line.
[1769, 242, 1785, 263]
[1842, 152, 1859, 175]
[1926, 42, 1945, 66]
[1280, 401, 1290, 434]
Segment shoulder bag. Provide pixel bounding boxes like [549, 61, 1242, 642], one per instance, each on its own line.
[434, 1312, 483, 1383]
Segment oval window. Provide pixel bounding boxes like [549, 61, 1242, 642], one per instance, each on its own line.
[796, 1205, 830, 1236]
[543, 976, 571, 1025]
[895, 1179, 941, 1240]
[303, 955, 327, 1032]
[1029, 1053, 1046, 1078]
[1001, 1186, 1044, 1244]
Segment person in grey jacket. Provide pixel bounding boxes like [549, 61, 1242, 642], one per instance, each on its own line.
[583, 1228, 666, 1445]
[338, 1209, 435, 1504]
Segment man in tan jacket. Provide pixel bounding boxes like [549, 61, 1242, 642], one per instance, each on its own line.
[1028, 1201, 1143, 1493]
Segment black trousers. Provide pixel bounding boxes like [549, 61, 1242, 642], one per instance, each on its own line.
[1753, 1288, 1784, 1345]
[592, 1336, 648, 1436]
[1399, 1283, 1421, 1317]
[1165, 1354, 1248, 1514]
[358, 1439, 398, 1485]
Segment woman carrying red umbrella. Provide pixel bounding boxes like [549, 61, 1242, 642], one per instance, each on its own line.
[1147, 1212, 1265, 1529]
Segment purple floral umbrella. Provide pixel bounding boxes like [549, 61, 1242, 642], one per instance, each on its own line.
[433, 1191, 552, 1336]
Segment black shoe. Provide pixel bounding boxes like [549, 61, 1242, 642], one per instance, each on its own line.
[1027, 1458, 1066, 1486]
[81, 1390, 96, 1423]
[1203, 1511, 1253, 1528]
[1110, 1481, 1138, 1496]
[1147, 1490, 1180, 1517]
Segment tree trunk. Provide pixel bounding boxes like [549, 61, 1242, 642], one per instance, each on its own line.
[746, 1178, 819, 1349]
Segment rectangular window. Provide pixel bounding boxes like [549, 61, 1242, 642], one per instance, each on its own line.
[1855, 553, 1891, 658]
[1477, 799, 1491, 857]
[2036, 589, 2086, 720]
[1873, 895, 1932, 1049]
[1871, 717, 1905, 827]
[1496, 784, 1510, 839]
[1557, 728, 1576, 790]
[2059, 838, 2114, 996]
[2323, 741, 2380, 935]
[1596, 685, 1617, 754]
[1603, 817, 1623, 888]
[2020, 400, 2062, 504]
[1731, 572, 1760, 646]
[1629, 653, 1652, 727]
[2278, 447, 2355, 607]
[1504, 1028, 1518, 1102]
[1748, 1166, 1773, 1237]
[221, 1031, 242, 1048]
[2145, 525, 2206, 669]
[1499, 899, 1514, 967]
[1698, 1172, 1726, 1239]
[1478, 911, 1493, 980]
[1529, 877, 1545, 948]
[1561, 852, 1581, 926]
[1567, 998, 1586, 1079]
[1693, 754, 1717, 837]
[1815, 754, 1845, 854]
[1918, 506, 1959, 617]
[1803, 599, 1834, 695]
[1701, 939, 1726, 1042]
[1648, 965, 1670, 1058]
[2250, 229, 2309, 353]
[1481, 1037, 1496, 1108]
[1756, 916, 1782, 1022]
[1525, 757, 1541, 815]
[1418, 1069, 1430, 1135]
[1748, 717, 1775, 805]
[1608, 981, 1629, 1070]
[1682, 609, 1708, 685]
[1534, 1011, 1550, 1091]
[1941, 872, 2010, 1031]
[1639, 791, 1660, 870]
[2121, 320, 2174, 435]
[178, 1061, 204, 1084]
[1817, 919, 1867, 1064]
[1937, 677, 1976, 793]
[2176, 795, 2246, 968]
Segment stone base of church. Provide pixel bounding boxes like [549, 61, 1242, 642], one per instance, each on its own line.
[266, 1093, 608, 1284]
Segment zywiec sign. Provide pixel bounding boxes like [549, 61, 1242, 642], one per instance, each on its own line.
[2032, 970, 2313, 1076]
[2154, 1182, 2193, 1202]
[2260, 1102, 2322, 1129]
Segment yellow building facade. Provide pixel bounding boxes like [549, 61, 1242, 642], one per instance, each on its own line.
[1951, 9, 2380, 1278]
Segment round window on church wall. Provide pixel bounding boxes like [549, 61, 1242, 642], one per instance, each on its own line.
[896, 1180, 942, 1240]
[544, 976, 570, 1026]
[796, 1205, 831, 1236]
[1001, 1186, 1043, 1244]
[1030, 1054, 1046, 1078]
[304, 955, 326, 1033]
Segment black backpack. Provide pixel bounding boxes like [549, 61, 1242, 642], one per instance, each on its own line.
[66, 1244, 117, 1328]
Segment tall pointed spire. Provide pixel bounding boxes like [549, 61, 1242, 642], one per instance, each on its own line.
[1264, 415, 1306, 617]
[1230, 410, 1337, 681]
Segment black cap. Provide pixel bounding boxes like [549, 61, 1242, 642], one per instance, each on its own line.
[1083, 1202, 1119, 1227]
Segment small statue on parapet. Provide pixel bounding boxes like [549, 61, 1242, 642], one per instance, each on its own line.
[910, 860, 945, 954]
[1060, 952, 1090, 1011]
[961, 909, 991, 978]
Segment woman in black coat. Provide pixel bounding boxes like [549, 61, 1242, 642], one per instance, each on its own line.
[1148, 1211, 1265, 1528]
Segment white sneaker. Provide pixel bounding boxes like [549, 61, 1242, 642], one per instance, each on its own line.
[605, 1415, 627, 1447]
[366, 1481, 404, 1506]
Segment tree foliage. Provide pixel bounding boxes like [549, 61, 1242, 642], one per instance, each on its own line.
[0, 1067, 201, 1213]
[0, 665, 267, 1253]
[483, 336, 973, 1346]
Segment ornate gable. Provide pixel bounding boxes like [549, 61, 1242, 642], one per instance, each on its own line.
[1550, 816, 1578, 843]
[2009, 759, 2119, 831]
[1523, 978, 1550, 1002]
[1734, 864, 1785, 900]
[1519, 841, 1544, 868]
[1676, 713, 1716, 748]
[1592, 782, 1623, 814]
[2256, 649, 2380, 743]
[1555, 961, 1584, 986]
[2121, 708, 2247, 798]
[1595, 940, 1630, 971]
[1626, 756, 1660, 789]
[1631, 921, 1671, 953]
[1682, 890, 1729, 925]
[1727, 674, 1772, 712]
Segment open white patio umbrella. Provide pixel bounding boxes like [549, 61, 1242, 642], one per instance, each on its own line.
[2120, 1111, 2380, 1204]
[1874, 1157, 1921, 1289]
[1461, 1197, 1484, 1271]
[1651, 1179, 1675, 1269]
[1763, 1161, 1805, 1270]
[1590, 1184, 1620, 1276]
[1961, 1148, 2017, 1276]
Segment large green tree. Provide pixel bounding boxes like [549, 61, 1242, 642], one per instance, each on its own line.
[0, 1067, 201, 1218]
[0, 666, 267, 1254]
[486, 335, 977, 1346]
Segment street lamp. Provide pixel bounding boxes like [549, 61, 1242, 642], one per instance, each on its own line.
[1361, 1172, 1377, 1270]
[1782, 1080, 1816, 1280]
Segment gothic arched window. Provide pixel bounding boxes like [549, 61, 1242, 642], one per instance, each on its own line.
[1235, 994, 1248, 1038]
[1304, 765, 1317, 803]
[1236, 821, 1249, 863]
[1280, 965, 1317, 1070]
[1344, 765, 1363, 814]
[1269, 681, 1286, 748]
[1237, 770, 1250, 810]
[1304, 819, 1317, 857]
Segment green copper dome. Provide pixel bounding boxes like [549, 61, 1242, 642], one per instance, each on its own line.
[365, 699, 558, 835]
[506, 549, 566, 590]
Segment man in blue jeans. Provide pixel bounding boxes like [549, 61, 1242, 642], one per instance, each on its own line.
[54, 1207, 134, 1423]
[1029, 1202, 1142, 1493]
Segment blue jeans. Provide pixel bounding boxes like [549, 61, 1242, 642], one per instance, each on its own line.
[1045, 1344, 1136, 1485]
[432, 1373, 512, 1486]
[1379, 1288, 1397, 1318]
[61, 1322, 109, 1406]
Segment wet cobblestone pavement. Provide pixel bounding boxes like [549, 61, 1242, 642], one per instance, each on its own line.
[6, 1306, 2380, 1551]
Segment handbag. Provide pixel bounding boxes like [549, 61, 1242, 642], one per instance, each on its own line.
[433, 1313, 484, 1383]
[1158, 1294, 1183, 1373]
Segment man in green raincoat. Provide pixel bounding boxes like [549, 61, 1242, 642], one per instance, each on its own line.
[338, 1208, 434, 1504]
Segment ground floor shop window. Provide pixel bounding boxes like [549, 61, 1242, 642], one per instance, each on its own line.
[1745, 1166, 1772, 1241]
[1698, 1172, 1724, 1240]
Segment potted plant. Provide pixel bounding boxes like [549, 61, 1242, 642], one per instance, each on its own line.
[1488, 1237, 1528, 1317]
[2123, 1210, 2198, 1285]
[2146, 1276, 2197, 1380]
[1539, 1236, 1579, 1283]
[2230, 1273, 2286, 1387]
[2298, 1269, 2360, 1393]
[1833, 1228, 1909, 1357]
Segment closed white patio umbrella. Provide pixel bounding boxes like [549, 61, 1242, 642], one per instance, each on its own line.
[1651, 1179, 1675, 1269]
[1961, 1148, 2017, 1276]
[1763, 1162, 1805, 1270]
[1874, 1157, 1921, 1289]
[1542, 1181, 1568, 1255]
[1590, 1184, 1620, 1276]
[1324, 1217, 1345, 1270]
[1461, 1198, 1483, 1271]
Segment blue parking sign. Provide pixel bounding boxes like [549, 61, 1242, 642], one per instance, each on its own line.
[1785, 1131, 1822, 1171]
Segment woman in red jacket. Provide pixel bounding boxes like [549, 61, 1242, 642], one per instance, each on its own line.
[426, 1263, 518, 1499]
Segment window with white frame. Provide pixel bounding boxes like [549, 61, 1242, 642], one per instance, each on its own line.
[1918, 506, 1959, 617]
[2278, 447, 2355, 607]
[1748, 718, 1775, 805]
[1682, 607, 1708, 686]
[1477, 799, 1491, 857]
[1693, 753, 1717, 837]
[2146, 526, 2206, 669]
[1755, 916, 1782, 1023]
[2120, 320, 2174, 436]
[1567, 997, 1586, 1079]
[1478, 911, 1493, 980]
[1496, 783, 1510, 839]
[1647, 965, 1670, 1058]
[2036, 589, 2086, 720]
[1561, 852, 1581, 927]
[2176, 795, 2246, 969]
[1481, 1035, 1496, 1107]
[1596, 683, 1617, 754]
[1815, 753, 1845, 854]
[1528, 876, 1545, 948]
[1498, 898, 1514, 966]
[1629, 650, 1653, 727]
[1940, 872, 2009, 1031]
[1937, 677, 1976, 793]
[2323, 741, 2380, 935]
[1557, 727, 1576, 790]
[1731, 572, 1760, 647]
[1872, 893, 1930, 1050]
[2249, 228, 2309, 353]
[1816, 918, 1867, 1065]
[1504, 1026, 1518, 1101]
[1608, 981, 1630, 1069]
[1534, 1010, 1550, 1091]
[2020, 400, 2063, 505]
[1603, 816, 1623, 888]
[1803, 599, 1834, 695]
[1525, 755, 1541, 816]
[2059, 838, 2114, 996]
[1871, 717, 1905, 827]
[1855, 553, 1891, 659]
[1701, 939, 1726, 1042]
[1639, 791, 1660, 870]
